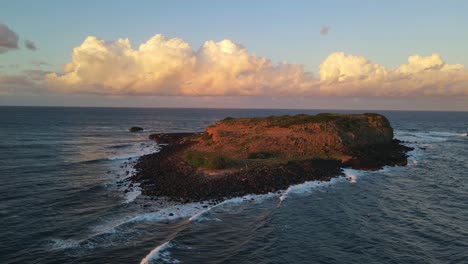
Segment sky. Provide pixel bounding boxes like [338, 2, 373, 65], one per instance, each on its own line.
[1, 0, 468, 110]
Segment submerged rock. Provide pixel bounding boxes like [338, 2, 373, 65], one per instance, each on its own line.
[129, 126, 144, 132]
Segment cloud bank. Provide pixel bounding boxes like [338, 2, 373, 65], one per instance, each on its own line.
[11, 33, 468, 98]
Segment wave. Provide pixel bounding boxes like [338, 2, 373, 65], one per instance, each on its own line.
[57, 193, 277, 255]
[75, 154, 139, 165]
[137, 193, 276, 263]
[394, 129, 465, 166]
[140, 241, 179, 264]
[123, 184, 141, 204]
[395, 130, 466, 143]
[276, 170, 363, 206]
[108, 144, 134, 149]
[189, 193, 275, 222]
[78, 157, 112, 165]
[76, 141, 159, 165]
[48, 238, 97, 250]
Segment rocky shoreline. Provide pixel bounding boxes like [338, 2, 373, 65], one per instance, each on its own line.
[132, 131, 413, 203]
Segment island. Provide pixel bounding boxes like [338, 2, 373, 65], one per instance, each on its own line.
[132, 113, 413, 202]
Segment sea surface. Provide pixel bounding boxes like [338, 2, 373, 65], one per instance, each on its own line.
[0, 107, 467, 264]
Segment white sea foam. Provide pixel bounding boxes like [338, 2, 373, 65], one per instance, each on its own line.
[48, 239, 80, 250]
[108, 141, 160, 204]
[48, 238, 97, 250]
[140, 241, 178, 264]
[347, 173, 357, 183]
[124, 185, 141, 203]
[277, 177, 346, 206]
[343, 168, 366, 181]
[189, 193, 275, 222]
[108, 144, 159, 161]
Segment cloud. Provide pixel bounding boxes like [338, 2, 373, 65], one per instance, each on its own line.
[0, 74, 38, 95]
[318, 52, 468, 97]
[0, 24, 19, 53]
[319, 52, 387, 82]
[320, 26, 330, 36]
[31, 60, 50, 67]
[23, 69, 52, 81]
[25, 39, 36, 51]
[34, 34, 468, 98]
[46, 35, 318, 95]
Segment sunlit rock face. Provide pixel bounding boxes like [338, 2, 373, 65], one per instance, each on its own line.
[193, 113, 393, 162]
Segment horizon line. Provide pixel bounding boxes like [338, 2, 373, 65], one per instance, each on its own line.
[1, 105, 467, 113]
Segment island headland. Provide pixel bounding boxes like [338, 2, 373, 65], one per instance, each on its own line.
[132, 113, 413, 202]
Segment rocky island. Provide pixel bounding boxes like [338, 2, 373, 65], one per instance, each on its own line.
[132, 113, 412, 202]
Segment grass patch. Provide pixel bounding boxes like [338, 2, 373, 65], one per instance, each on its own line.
[220, 113, 342, 127]
[183, 150, 234, 169]
[219, 113, 388, 129]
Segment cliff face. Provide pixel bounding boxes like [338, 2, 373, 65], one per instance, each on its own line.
[188, 113, 393, 165]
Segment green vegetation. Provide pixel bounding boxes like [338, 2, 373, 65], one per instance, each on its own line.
[200, 132, 213, 140]
[220, 113, 344, 127]
[247, 151, 277, 159]
[183, 150, 234, 169]
[220, 113, 387, 128]
[363, 112, 390, 127]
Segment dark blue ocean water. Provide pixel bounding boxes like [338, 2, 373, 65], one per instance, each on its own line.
[0, 107, 467, 264]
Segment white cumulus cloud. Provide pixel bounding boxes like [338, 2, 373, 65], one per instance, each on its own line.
[318, 52, 468, 97]
[46, 35, 317, 96]
[38, 34, 468, 98]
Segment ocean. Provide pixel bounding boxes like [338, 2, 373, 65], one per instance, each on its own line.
[0, 107, 467, 264]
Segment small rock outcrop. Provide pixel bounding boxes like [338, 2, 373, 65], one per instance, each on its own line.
[129, 126, 144, 132]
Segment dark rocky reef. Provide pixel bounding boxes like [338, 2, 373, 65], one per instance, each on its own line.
[132, 113, 413, 202]
[129, 126, 144, 132]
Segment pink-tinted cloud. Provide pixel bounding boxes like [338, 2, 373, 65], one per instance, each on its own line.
[320, 26, 330, 36]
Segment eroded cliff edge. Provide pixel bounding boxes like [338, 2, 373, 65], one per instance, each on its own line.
[132, 113, 412, 202]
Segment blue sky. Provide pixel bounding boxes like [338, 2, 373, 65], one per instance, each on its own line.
[1, 0, 468, 110]
[2, 0, 467, 72]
